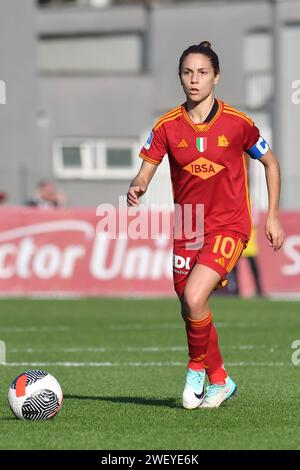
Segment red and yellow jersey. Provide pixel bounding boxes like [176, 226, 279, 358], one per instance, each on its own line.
[140, 99, 267, 243]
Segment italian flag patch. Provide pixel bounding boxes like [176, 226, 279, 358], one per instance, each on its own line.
[196, 137, 207, 153]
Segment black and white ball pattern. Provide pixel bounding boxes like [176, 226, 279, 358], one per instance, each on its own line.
[8, 370, 63, 420]
[11, 370, 48, 389]
[22, 389, 60, 421]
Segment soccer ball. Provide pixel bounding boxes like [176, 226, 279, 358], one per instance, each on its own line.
[8, 370, 63, 421]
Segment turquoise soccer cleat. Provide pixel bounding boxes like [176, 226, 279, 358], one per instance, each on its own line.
[182, 368, 206, 409]
[200, 376, 237, 408]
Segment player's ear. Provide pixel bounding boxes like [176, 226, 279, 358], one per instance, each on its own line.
[214, 72, 220, 85]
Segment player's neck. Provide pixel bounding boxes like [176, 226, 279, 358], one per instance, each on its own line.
[186, 94, 215, 124]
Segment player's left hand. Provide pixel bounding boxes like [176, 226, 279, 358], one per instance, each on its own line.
[265, 216, 285, 251]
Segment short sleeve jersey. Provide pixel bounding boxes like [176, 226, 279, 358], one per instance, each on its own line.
[139, 99, 268, 243]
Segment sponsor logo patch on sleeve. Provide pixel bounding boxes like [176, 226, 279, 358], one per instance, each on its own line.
[144, 131, 153, 150]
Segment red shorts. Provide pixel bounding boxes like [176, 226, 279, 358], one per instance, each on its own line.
[173, 232, 247, 298]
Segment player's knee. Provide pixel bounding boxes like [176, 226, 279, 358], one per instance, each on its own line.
[183, 290, 206, 316]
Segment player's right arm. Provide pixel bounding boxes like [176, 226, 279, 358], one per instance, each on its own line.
[127, 160, 158, 206]
[127, 122, 168, 206]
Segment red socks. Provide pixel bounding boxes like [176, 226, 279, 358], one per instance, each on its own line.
[186, 314, 227, 385]
[185, 312, 212, 371]
[205, 323, 227, 385]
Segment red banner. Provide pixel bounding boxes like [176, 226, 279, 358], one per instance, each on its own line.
[0, 207, 299, 297]
[0, 207, 173, 296]
[257, 212, 300, 296]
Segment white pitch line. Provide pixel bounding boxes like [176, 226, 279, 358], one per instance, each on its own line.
[0, 323, 257, 334]
[109, 322, 258, 331]
[9, 346, 185, 353]
[231, 344, 279, 350]
[3, 361, 185, 368]
[8, 344, 279, 353]
[227, 362, 286, 367]
[1, 361, 287, 367]
[0, 326, 70, 333]
[110, 324, 182, 331]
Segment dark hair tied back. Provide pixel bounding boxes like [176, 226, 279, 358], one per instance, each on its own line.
[178, 40, 220, 76]
[198, 41, 211, 49]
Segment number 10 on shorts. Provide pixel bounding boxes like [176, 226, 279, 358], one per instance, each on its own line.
[212, 234, 245, 272]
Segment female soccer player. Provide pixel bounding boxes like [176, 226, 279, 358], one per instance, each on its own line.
[127, 41, 285, 409]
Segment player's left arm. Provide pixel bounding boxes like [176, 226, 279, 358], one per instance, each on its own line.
[259, 149, 285, 251]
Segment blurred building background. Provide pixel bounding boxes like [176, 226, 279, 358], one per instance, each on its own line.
[0, 0, 299, 209]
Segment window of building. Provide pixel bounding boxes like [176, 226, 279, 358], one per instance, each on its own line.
[106, 147, 132, 168]
[244, 30, 272, 109]
[54, 138, 139, 179]
[61, 146, 82, 168]
[37, 0, 192, 7]
[37, 0, 78, 6]
[37, 1, 111, 7]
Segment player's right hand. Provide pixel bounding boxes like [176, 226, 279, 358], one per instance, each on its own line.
[127, 186, 146, 206]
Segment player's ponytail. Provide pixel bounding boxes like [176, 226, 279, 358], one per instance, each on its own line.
[198, 40, 212, 49]
[178, 41, 220, 76]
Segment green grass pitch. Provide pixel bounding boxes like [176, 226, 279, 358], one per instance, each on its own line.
[0, 297, 299, 450]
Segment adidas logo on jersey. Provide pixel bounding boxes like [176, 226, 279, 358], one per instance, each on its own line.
[177, 139, 188, 147]
[215, 257, 226, 268]
[183, 157, 225, 180]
